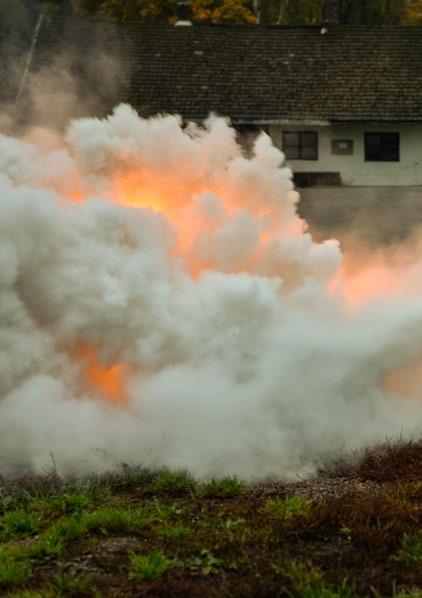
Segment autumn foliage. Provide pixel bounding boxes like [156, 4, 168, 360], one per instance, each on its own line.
[72, 0, 257, 24]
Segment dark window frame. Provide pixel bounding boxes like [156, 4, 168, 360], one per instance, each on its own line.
[364, 132, 400, 162]
[282, 131, 318, 161]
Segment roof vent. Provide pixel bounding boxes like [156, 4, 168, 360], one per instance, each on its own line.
[175, 1, 192, 26]
[321, 0, 338, 34]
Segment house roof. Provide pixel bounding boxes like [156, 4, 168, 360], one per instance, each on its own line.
[13, 18, 422, 123]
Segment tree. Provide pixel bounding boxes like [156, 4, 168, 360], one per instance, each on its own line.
[258, 0, 411, 25]
[259, 0, 321, 25]
[403, 0, 422, 24]
[65, 0, 256, 23]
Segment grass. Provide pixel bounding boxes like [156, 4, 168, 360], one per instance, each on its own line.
[149, 470, 196, 495]
[394, 533, 422, 564]
[279, 560, 356, 597]
[1, 510, 40, 539]
[265, 496, 313, 519]
[129, 550, 173, 580]
[158, 525, 190, 540]
[201, 477, 245, 498]
[0, 555, 31, 586]
[0, 440, 420, 596]
[54, 573, 93, 596]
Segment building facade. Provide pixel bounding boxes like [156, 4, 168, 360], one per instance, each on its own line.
[2, 17, 421, 189]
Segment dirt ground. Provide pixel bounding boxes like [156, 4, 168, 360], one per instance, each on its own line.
[0, 441, 420, 597]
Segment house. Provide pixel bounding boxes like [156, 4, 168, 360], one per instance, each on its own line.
[1, 13, 422, 189]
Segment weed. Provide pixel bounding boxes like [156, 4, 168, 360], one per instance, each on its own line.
[150, 470, 196, 496]
[0, 545, 31, 585]
[186, 549, 222, 575]
[394, 533, 422, 564]
[223, 517, 246, 530]
[145, 499, 184, 521]
[1, 510, 39, 539]
[117, 464, 155, 489]
[37, 507, 145, 556]
[201, 477, 245, 498]
[265, 496, 312, 519]
[129, 550, 173, 580]
[394, 589, 422, 598]
[54, 573, 93, 596]
[82, 507, 145, 535]
[159, 525, 190, 540]
[279, 560, 356, 598]
[37, 516, 85, 556]
[48, 493, 98, 515]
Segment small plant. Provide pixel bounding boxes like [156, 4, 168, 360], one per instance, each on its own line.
[223, 517, 246, 530]
[129, 550, 173, 580]
[48, 492, 97, 515]
[118, 464, 154, 489]
[265, 496, 312, 519]
[394, 532, 422, 564]
[0, 545, 31, 585]
[54, 573, 93, 596]
[1, 510, 39, 538]
[37, 516, 86, 556]
[150, 470, 196, 496]
[186, 549, 222, 575]
[145, 499, 184, 522]
[159, 525, 190, 540]
[82, 507, 146, 535]
[279, 560, 356, 598]
[201, 477, 245, 498]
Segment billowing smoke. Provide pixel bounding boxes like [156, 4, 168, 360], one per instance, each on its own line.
[0, 104, 421, 479]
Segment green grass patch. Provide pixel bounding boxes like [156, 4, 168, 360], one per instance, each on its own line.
[46, 492, 99, 515]
[201, 477, 245, 498]
[129, 550, 173, 580]
[279, 560, 356, 598]
[0, 544, 32, 585]
[144, 499, 184, 521]
[159, 525, 190, 540]
[265, 496, 312, 519]
[1, 510, 40, 539]
[37, 507, 146, 557]
[54, 573, 93, 596]
[149, 470, 196, 496]
[394, 532, 422, 564]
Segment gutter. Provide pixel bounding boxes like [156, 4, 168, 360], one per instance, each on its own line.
[15, 11, 44, 105]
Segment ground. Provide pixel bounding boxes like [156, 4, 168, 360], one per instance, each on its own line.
[0, 441, 420, 597]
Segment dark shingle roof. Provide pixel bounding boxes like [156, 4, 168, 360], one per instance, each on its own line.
[26, 19, 422, 123]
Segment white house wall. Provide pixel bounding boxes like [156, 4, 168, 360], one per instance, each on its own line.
[268, 124, 422, 186]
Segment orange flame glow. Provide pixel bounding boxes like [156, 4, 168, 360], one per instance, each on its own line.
[75, 345, 129, 404]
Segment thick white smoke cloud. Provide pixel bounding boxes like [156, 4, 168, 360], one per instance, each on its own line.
[0, 104, 421, 479]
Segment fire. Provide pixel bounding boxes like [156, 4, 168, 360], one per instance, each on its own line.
[340, 262, 398, 308]
[382, 361, 422, 399]
[75, 345, 129, 404]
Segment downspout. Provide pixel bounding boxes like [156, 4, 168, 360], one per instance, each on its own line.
[15, 10, 44, 105]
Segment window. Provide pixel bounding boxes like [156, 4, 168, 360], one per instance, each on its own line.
[293, 172, 341, 187]
[365, 133, 399, 162]
[283, 131, 318, 160]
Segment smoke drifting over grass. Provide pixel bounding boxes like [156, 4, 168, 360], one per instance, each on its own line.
[0, 104, 421, 479]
